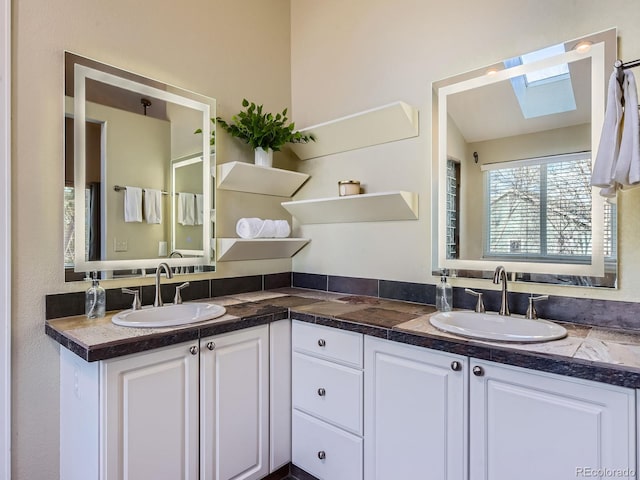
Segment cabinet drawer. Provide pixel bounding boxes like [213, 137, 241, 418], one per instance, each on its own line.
[292, 410, 362, 480]
[292, 352, 363, 435]
[292, 320, 363, 368]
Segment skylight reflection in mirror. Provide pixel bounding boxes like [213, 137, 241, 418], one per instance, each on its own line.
[505, 43, 577, 119]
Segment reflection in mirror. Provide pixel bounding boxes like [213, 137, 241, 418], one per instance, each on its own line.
[433, 29, 617, 287]
[64, 53, 216, 280]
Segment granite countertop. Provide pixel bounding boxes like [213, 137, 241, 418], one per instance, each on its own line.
[45, 287, 640, 388]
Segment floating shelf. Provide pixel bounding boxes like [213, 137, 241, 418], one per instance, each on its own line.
[288, 101, 419, 160]
[216, 238, 310, 261]
[281, 191, 419, 224]
[217, 161, 310, 197]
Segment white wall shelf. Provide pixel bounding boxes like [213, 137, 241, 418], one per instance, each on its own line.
[217, 161, 310, 197]
[288, 101, 419, 160]
[281, 191, 419, 224]
[216, 238, 310, 262]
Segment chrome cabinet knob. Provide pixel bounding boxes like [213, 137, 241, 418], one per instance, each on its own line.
[451, 361, 462, 371]
[472, 365, 484, 376]
[317, 388, 326, 397]
[189, 346, 199, 355]
[206, 341, 215, 351]
[317, 451, 326, 460]
[317, 339, 326, 347]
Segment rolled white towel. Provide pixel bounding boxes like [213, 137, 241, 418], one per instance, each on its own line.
[236, 218, 263, 239]
[236, 218, 291, 239]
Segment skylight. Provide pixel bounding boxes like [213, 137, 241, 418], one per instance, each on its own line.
[505, 43, 576, 119]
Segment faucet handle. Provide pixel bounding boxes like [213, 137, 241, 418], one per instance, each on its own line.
[525, 295, 549, 320]
[173, 282, 190, 305]
[464, 288, 485, 313]
[122, 288, 141, 310]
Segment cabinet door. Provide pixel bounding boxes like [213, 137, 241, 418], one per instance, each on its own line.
[470, 359, 636, 480]
[200, 325, 269, 480]
[270, 319, 292, 472]
[102, 341, 199, 480]
[364, 337, 467, 480]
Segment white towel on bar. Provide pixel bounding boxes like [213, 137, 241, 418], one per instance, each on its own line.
[124, 186, 142, 222]
[591, 71, 624, 196]
[236, 218, 291, 239]
[195, 194, 204, 225]
[614, 70, 640, 187]
[144, 189, 163, 224]
[178, 192, 195, 226]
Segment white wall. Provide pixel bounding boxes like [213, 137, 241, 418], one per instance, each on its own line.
[12, 1, 292, 478]
[290, 0, 640, 302]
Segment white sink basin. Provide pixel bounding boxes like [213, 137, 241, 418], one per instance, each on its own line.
[429, 310, 567, 343]
[112, 303, 227, 328]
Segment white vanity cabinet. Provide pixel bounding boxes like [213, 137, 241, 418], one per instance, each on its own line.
[60, 323, 273, 480]
[200, 325, 270, 480]
[469, 359, 636, 480]
[364, 336, 467, 480]
[291, 320, 364, 480]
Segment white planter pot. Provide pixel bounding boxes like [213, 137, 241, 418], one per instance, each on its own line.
[254, 147, 273, 167]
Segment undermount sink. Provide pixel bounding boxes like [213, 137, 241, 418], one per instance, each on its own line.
[112, 303, 227, 328]
[429, 310, 567, 343]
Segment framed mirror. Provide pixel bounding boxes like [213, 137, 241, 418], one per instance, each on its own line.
[432, 29, 617, 287]
[64, 52, 216, 278]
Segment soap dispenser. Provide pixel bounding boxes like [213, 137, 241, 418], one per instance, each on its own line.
[86, 272, 106, 319]
[436, 275, 453, 312]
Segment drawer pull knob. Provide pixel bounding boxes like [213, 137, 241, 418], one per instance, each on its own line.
[189, 346, 198, 355]
[451, 361, 462, 371]
[317, 339, 326, 347]
[206, 341, 215, 351]
[317, 451, 326, 460]
[317, 388, 326, 397]
[473, 365, 484, 377]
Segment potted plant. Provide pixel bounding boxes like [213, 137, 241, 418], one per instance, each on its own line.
[216, 99, 315, 167]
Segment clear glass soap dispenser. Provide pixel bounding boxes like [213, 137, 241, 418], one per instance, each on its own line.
[436, 275, 453, 312]
[86, 272, 106, 319]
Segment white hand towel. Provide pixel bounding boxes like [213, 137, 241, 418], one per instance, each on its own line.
[614, 70, 640, 187]
[144, 189, 163, 224]
[236, 218, 263, 238]
[236, 218, 291, 239]
[124, 186, 142, 222]
[592, 71, 624, 191]
[195, 194, 204, 225]
[178, 192, 195, 226]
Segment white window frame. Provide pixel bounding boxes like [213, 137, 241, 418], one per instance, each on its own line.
[0, 0, 10, 476]
[481, 152, 594, 263]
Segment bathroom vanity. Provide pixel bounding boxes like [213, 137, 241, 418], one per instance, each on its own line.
[48, 289, 640, 480]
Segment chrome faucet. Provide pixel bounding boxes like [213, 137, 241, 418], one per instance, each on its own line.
[154, 262, 174, 307]
[492, 265, 510, 316]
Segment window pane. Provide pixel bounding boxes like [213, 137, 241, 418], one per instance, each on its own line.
[63, 187, 75, 267]
[487, 165, 541, 255]
[545, 158, 592, 255]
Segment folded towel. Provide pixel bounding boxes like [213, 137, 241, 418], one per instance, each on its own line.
[124, 186, 142, 222]
[615, 70, 640, 187]
[592, 71, 624, 192]
[178, 192, 195, 226]
[236, 218, 291, 239]
[195, 194, 204, 225]
[144, 189, 163, 224]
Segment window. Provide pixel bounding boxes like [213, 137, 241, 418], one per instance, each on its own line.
[483, 152, 614, 263]
[63, 186, 92, 267]
[445, 159, 460, 259]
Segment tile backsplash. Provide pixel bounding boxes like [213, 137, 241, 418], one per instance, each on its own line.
[45, 271, 640, 332]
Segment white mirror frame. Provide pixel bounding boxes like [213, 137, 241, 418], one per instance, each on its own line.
[437, 42, 606, 276]
[73, 64, 213, 272]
